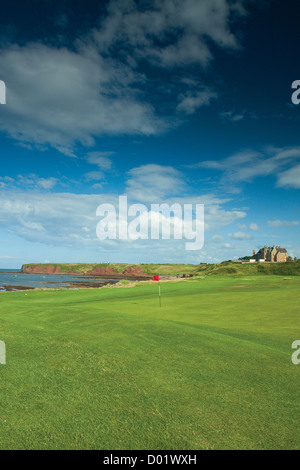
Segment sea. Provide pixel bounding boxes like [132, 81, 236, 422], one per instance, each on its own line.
[0, 269, 114, 292]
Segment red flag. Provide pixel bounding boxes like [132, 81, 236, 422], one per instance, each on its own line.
[152, 275, 159, 281]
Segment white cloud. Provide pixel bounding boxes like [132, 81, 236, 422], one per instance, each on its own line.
[83, 151, 115, 183]
[220, 110, 244, 122]
[125, 164, 186, 202]
[0, 184, 247, 249]
[277, 164, 300, 189]
[219, 109, 257, 122]
[196, 147, 300, 190]
[0, 190, 118, 246]
[84, 171, 105, 182]
[86, 152, 114, 170]
[91, 183, 104, 190]
[230, 231, 253, 240]
[268, 220, 299, 228]
[36, 178, 58, 190]
[0, 43, 161, 153]
[212, 235, 225, 243]
[177, 88, 217, 114]
[204, 205, 246, 232]
[0, 174, 58, 190]
[238, 222, 259, 231]
[0, 1, 251, 153]
[94, 0, 245, 67]
[124, 164, 246, 232]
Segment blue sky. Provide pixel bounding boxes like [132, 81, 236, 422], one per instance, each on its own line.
[0, 0, 299, 268]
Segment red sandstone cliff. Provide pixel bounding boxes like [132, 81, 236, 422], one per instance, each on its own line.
[21, 264, 149, 278]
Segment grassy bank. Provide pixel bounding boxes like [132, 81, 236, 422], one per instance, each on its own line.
[21, 263, 198, 276]
[197, 260, 300, 276]
[0, 275, 299, 449]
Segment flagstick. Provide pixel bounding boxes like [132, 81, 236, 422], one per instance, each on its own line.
[159, 282, 161, 307]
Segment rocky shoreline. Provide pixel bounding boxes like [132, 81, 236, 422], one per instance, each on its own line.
[0, 279, 120, 292]
[0, 263, 193, 292]
[0, 284, 36, 292]
[0, 267, 152, 292]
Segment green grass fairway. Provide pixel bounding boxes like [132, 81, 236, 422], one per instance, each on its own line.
[0, 276, 299, 449]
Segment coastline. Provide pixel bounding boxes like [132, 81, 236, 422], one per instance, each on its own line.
[0, 272, 190, 293]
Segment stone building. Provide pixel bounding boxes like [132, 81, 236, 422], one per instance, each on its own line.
[252, 245, 288, 263]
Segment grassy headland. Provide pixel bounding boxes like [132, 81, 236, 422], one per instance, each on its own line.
[21, 260, 300, 277]
[21, 263, 199, 277]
